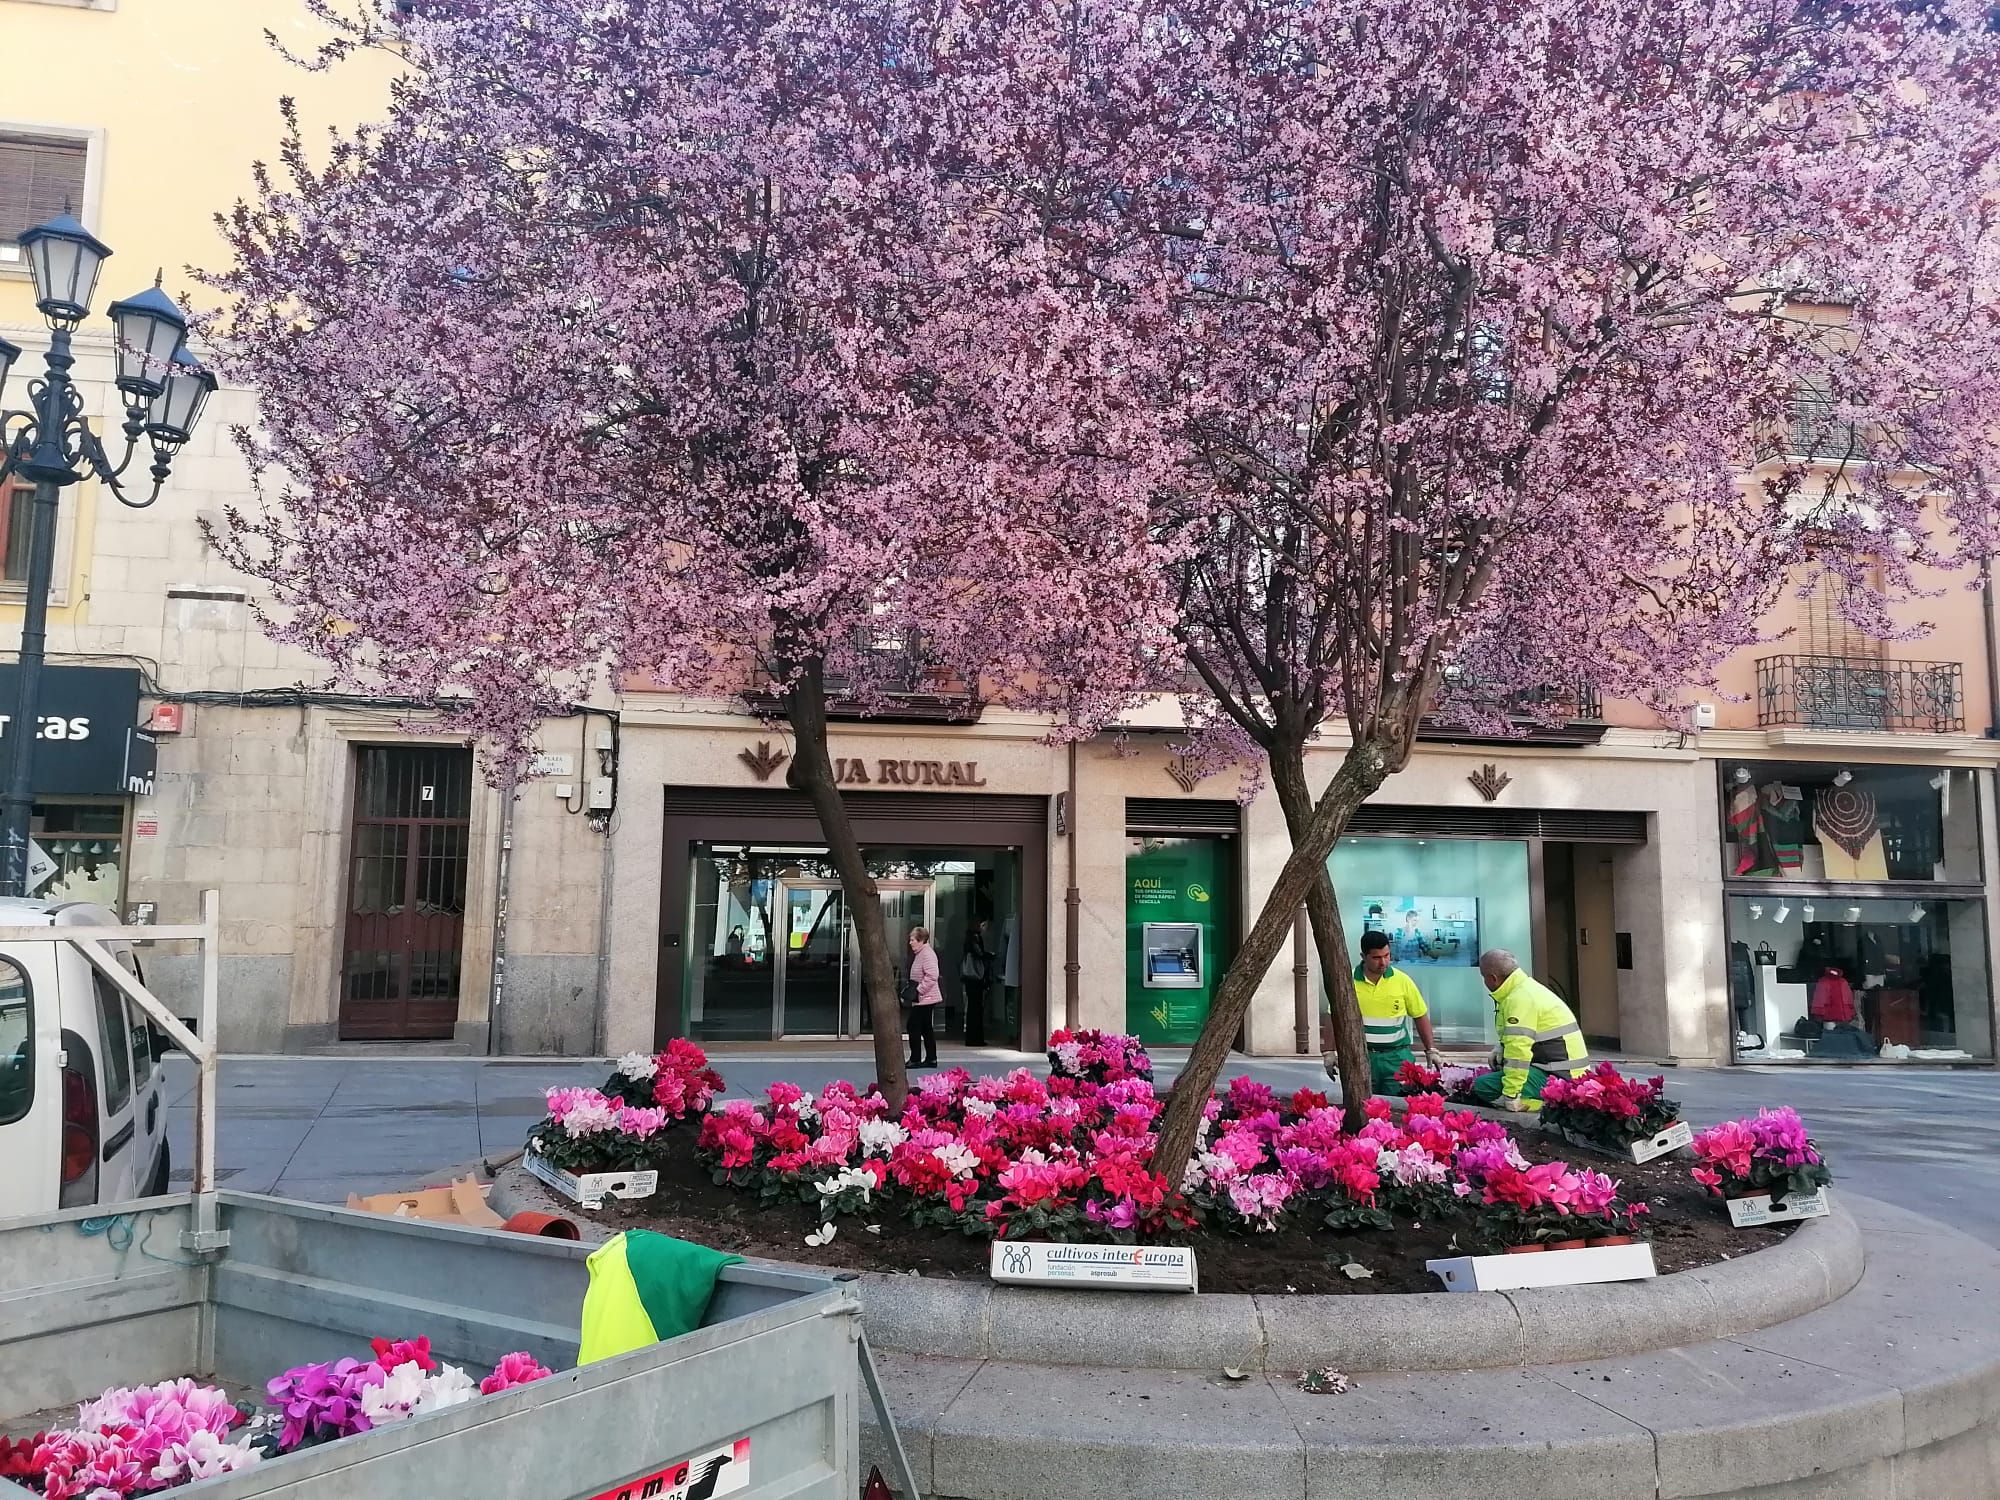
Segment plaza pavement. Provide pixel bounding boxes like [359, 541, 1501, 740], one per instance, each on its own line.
[161, 1047, 2000, 1245]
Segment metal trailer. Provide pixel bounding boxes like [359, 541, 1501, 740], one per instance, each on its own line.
[0, 892, 923, 1498]
[1, 1191, 866, 1499]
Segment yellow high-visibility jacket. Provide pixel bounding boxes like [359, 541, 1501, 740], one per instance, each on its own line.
[1354, 964, 1428, 1051]
[1491, 970, 1590, 1099]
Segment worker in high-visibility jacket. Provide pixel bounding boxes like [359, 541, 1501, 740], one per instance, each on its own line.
[1352, 930, 1439, 1094]
[1469, 949, 1591, 1113]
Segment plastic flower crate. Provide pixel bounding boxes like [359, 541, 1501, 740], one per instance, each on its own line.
[1426, 1241, 1657, 1292]
[1547, 1118, 1693, 1165]
[1725, 1188, 1831, 1228]
[523, 1147, 659, 1210]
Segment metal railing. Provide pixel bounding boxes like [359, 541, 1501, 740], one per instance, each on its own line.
[1756, 393, 1870, 463]
[1756, 653, 1964, 733]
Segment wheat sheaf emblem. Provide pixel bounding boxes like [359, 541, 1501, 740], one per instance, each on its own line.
[739, 740, 789, 782]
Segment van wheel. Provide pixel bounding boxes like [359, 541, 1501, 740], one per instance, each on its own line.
[146, 1141, 171, 1198]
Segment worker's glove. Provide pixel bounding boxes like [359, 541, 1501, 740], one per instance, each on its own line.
[1500, 1095, 1529, 1113]
[1424, 1049, 1441, 1071]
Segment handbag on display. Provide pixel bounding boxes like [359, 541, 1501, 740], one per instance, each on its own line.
[1754, 942, 1777, 966]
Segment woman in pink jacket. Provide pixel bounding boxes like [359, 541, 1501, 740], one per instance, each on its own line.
[905, 926, 943, 1069]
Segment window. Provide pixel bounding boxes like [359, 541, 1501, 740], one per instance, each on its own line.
[119, 950, 153, 1085]
[5, 484, 32, 583]
[0, 956, 32, 1128]
[0, 133, 87, 262]
[91, 970, 131, 1115]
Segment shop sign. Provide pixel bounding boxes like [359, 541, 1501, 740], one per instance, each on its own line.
[833, 757, 986, 788]
[988, 1240, 1197, 1292]
[0, 666, 149, 796]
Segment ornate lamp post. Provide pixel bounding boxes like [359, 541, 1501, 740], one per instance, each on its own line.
[0, 214, 214, 897]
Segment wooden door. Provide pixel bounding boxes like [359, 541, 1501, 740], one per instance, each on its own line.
[339, 746, 472, 1040]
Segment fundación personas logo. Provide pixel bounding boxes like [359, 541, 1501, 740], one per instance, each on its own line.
[1001, 1244, 1034, 1276]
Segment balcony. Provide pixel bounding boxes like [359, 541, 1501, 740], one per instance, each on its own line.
[741, 637, 986, 725]
[1756, 393, 1871, 464]
[1420, 676, 1607, 747]
[1756, 654, 1963, 734]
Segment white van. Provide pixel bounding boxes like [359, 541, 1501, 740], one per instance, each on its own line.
[0, 899, 172, 1221]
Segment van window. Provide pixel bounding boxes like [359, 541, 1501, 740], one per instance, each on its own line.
[0, 957, 30, 1127]
[118, 951, 154, 1088]
[91, 972, 132, 1116]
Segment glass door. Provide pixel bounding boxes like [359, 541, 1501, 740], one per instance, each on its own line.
[774, 882, 847, 1037]
[774, 879, 936, 1037]
[847, 882, 935, 1037]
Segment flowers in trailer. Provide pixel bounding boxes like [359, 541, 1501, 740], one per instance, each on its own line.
[29, 1378, 258, 1498]
[1690, 1107, 1833, 1202]
[480, 1352, 555, 1396]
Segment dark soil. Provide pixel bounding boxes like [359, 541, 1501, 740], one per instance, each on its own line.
[575, 1133, 1794, 1295]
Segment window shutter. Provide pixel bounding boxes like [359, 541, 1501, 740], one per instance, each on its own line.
[0, 135, 88, 247]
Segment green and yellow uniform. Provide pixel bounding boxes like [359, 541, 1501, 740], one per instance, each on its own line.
[1469, 970, 1591, 1110]
[1354, 962, 1429, 1094]
[579, 1230, 742, 1365]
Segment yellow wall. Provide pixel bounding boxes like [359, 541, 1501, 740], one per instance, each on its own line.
[0, 0, 396, 628]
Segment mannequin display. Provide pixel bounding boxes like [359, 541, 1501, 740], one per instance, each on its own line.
[1728, 779, 1769, 876]
[1758, 783, 1805, 874]
[1814, 784, 1889, 880]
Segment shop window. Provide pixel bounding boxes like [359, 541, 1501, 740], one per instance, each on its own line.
[1728, 895, 1991, 1062]
[1722, 763, 1978, 884]
[1330, 836, 1533, 1045]
[30, 801, 125, 906]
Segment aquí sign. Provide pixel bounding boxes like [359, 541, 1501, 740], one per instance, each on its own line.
[988, 1239, 1197, 1292]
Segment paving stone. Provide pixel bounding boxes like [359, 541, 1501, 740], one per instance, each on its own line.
[1541, 1339, 1906, 1498]
[928, 1363, 1306, 1500]
[1272, 1367, 1656, 1500]
[859, 1348, 981, 1496]
[1731, 1224, 2000, 1449]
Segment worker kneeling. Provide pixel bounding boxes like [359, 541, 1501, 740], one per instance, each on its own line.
[1469, 948, 1591, 1113]
[1354, 930, 1439, 1094]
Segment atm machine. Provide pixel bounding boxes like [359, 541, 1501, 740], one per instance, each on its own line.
[1142, 922, 1204, 989]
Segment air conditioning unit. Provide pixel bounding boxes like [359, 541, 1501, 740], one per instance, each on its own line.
[1690, 703, 1718, 730]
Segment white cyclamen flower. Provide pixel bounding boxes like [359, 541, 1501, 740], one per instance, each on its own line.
[858, 1119, 909, 1157]
[361, 1362, 430, 1427]
[932, 1142, 979, 1179]
[414, 1364, 478, 1415]
[1053, 1041, 1085, 1073]
[963, 1096, 998, 1118]
[561, 1098, 621, 1138]
[614, 1051, 659, 1081]
[153, 1431, 261, 1484]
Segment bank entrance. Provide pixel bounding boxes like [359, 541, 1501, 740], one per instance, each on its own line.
[659, 790, 1047, 1049]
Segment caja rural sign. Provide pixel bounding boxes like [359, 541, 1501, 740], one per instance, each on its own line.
[0, 665, 154, 795]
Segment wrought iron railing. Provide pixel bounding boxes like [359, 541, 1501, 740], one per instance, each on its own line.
[1756, 393, 1870, 463]
[1421, 675, 1605, 744]
[1756, 654, 1963, 733]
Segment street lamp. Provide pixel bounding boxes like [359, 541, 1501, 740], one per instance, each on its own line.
[0, 215, 212, 897]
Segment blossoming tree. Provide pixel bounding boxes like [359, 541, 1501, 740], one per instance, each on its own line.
[923, 0, 2000, 1175]
[202, 0, 1171, 1107]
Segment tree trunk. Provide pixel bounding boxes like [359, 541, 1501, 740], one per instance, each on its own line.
[784, 666, 909, 1111]
[1267, 746, 1370, 1132]
[1152, 740, 1392, 1183]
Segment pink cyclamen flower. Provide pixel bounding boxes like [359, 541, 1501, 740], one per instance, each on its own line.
[481, 1352, 556, 1396]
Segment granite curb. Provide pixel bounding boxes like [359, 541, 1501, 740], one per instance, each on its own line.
[489, 1161, 1862, 1373]
[865, 1201, 2000, 1499]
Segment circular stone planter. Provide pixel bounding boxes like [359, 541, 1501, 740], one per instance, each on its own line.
[491, 1162, 1863, 1373]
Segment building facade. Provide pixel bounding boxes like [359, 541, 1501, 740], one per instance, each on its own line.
[3, 1, 1994, 1067]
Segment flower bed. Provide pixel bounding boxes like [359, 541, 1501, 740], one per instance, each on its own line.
[519, 1032, 1813, 1294]
[3, 1338, 552, 1496]
[525, 1041, 724, 1179]
[693, 1063, 1645, 1253]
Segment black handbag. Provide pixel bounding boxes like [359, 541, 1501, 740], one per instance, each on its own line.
[898, 969, 920, 1009]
